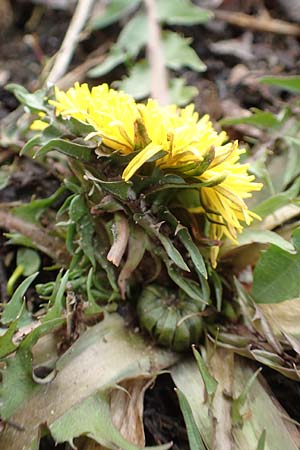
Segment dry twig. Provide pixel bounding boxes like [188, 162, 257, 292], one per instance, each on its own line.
[143, 0, 169, 105]
[214, 9, 300, 36]
[56, 44, 109, 90]
[47, 0, 95, 85]
[0, 210, 70, 265]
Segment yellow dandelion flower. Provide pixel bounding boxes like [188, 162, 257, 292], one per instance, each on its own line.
[121, 100, 262, 266]
[49, 83, 139, 154]
[122, 102, 226, 180]
[122, 100, 169, 180]
[46, 83, 262, 266]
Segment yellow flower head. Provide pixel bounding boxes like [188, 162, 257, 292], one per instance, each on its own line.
[47, 83, 262, 266]
[49, 83, 139, 154]
[122, 100, 262, 265]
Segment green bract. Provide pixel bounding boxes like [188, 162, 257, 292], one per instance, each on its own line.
[137, 285, 203, 351]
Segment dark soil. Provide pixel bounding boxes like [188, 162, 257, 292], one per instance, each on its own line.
[1, 1, 300, 449]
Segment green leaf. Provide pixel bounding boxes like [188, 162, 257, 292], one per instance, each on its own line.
[134, 212, 191, 273]
[292, 227, 300, 252]
[171, 356, 297, 450]
[66, 117, 96, 136]
[251, 245, 300, 303]
[177, 228, 207, 278]
[6, 249, 41, 296]
[117, 60, 151, 100]
[85, 171, 135, 200]
[2, 272, 38, 325]
[169, 78, 198, 106]
[159, 208, 207, 279]
[176, 388, 206, 450]
[89, 0, 141, 30]
[17, 248, 41, 276]
[0, 165, 11, 189]
[158, 233, 190, 272]
[65, 222, 76, 254]
[0, 321, 18, 359]
[69, 194, 87, 222]
[88, 46, 126, 78]
[79, 214, 96, 267]
[4, 232, 36, 248]
[257, 430, 266, 450]
[12, 185, 65, 223]
[237, 229, 295, 254]
[21, 135, 43, 156]
[94, 245, 118, 294]
[210, 270, 222, 312]
[6, 84, 48, 112]
[220, 108, 280, 129]
[163, 31, 206, 72]
[157, 0, 213, 25]
[192, 347, 218, 398]
[166, 264, 207, 305]
[256, 430, 267, 450]
[281, 140, 300, 189]
[260, 75, 300, 93]
[0, 314, 177, 448]
[35, 138, 93, 161]
[0, 318, 63, 420]
[85, 268, 103, 314]
[43, 270, 69, 322]
[254, 177, 300, 218]
[150, 243, 206, 304]
[21, 122, 66, 156]
[117, 12, 147, 57]
[231, 368, 261, 426]
[50, 391, 171, 450]
[117, 32, 206, 99]
[0, 344, 38, 420]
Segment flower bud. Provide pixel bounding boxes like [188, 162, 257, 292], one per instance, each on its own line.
[137, 285, 203, 352]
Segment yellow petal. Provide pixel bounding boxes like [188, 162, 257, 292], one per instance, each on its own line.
[30, 120, 48, 131]
[122, 143, 163, 181]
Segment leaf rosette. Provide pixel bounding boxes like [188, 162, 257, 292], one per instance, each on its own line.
[14, 82, 263, 349]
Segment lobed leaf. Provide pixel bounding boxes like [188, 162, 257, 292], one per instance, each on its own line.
[171, 355, 299, 450]
[254, 176, 300, 218]
[12, 185, 65, 224]
[2, 273, 38, 326]
[0, 321, 18, 359]
[88, 46, 127, 77]
[163, 31, 206, 72]
[251, 244, 300, 303]
[157, 0, 213, 25]
[175, 388, 206, 450]
[192, 347, 218, 399]
[237, 229, 295, 253]
[6, 84, 48, 113]
[260, 75, 300, 93]
[35, 138, 93, 161]
[89, 0, 141, 30]
[220, 108, 280, 129]
[159, 208, 207, 279]
[0, 314, 177, 450]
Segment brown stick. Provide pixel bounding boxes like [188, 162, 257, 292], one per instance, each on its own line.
[47, 0, 96, 84]
[214, 10, 300, 36]
[143, 0, 169, 105]
[0, 210, 70, 265]
[56, 44, 108, 90]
